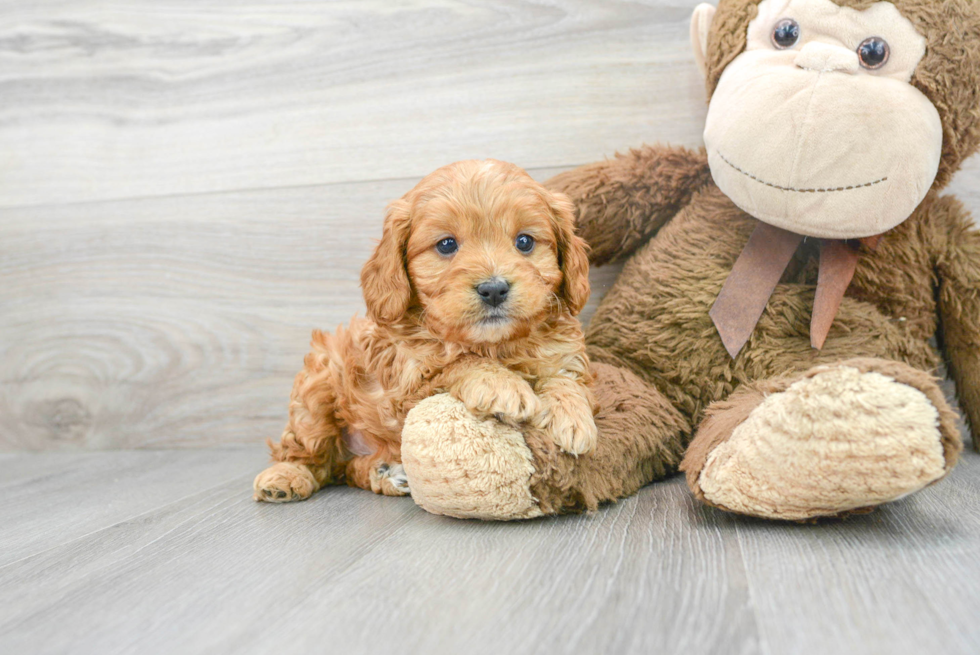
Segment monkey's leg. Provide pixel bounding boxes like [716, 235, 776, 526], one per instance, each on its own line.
[401, 362, 689, 519]
[545, 144, 712, 266]
[253, 341, 348, 503]
[526, 362, 691, 515]
[681, 358, 962, 521]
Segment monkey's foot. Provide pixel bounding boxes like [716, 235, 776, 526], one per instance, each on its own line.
[682, 359, 961, 521]
[401, 394, 544, 520]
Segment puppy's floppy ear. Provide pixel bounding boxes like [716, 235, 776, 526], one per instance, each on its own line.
[361, 198, 413, 324]
[549, 191, 591, 315]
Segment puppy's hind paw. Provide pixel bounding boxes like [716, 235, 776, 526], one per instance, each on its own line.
[373, 462, 411, 497]
[387, 464, 411, 495]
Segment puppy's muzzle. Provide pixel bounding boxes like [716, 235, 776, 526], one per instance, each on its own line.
[476, 278, 509, 308]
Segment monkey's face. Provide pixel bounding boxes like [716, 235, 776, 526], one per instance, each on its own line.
[698, 0, 943, 239]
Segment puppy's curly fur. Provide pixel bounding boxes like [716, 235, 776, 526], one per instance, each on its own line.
[254, 160, 596, 502]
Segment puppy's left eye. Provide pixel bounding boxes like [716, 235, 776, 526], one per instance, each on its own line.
[515, 234, 535, 253]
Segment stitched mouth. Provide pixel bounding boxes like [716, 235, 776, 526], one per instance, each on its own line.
[717, 151, 887, 193]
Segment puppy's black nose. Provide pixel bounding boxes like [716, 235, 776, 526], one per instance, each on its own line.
[476, 279, 509, 308]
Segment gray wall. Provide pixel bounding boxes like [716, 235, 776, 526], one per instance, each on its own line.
[2, 0, 977, 451]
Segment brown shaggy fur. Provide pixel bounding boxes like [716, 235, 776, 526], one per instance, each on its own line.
[254, 160, 597, 502]
[546, 151, 977, 513]
[526, 362, 689, 514]
[535, 0, 979, 519]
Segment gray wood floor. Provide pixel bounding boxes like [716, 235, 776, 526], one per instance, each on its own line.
[2, 448, 979, 655]
[2, 1, 980, 653]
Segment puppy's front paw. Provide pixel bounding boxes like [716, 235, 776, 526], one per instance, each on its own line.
[536, 397, 599, 456]
[455, 374, 540, 424]
[253, 462, 319, 502]
[371, 462, 411, 497]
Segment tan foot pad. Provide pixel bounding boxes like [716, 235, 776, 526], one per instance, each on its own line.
[401, 394, 544, 520]
[699, 366, 947, 520]
[253, 461, 318, 503]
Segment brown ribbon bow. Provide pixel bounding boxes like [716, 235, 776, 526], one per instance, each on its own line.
[710, 222, 881, 359]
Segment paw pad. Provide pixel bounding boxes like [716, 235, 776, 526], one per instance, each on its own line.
[253, 462, 317, 503]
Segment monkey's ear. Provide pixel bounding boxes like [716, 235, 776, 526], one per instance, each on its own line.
[360, 198, 413, 324]
[549, 191, 591, 316]
[690, 3, 716, 79]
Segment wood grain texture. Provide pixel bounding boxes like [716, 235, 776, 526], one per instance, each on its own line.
[1, 447, 978, 654]
[0, 447, 755, 655]
[0, 0, 708, 208]
[2, 3, 980, 654]
[0, 168, 619, 451]
[1, 0, 977, 452]
[733, 478, 980, 655]
[0, 449, 261, 568]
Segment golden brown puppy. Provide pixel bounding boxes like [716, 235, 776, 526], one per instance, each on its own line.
[254, 159, 596, 502]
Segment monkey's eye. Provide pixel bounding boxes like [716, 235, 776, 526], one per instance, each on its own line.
[436, 237, 458, 255]
[771, 19, 800, 49]
[515, 234, 535, 253]
[857, 37, 889, 69]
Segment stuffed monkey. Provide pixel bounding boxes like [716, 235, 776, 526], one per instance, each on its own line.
[401, 0, 980, 521]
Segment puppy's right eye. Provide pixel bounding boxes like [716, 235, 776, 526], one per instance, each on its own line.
[435, 237, 458, 255]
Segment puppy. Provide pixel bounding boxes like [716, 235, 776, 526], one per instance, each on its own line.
[254, 159, 597, 502]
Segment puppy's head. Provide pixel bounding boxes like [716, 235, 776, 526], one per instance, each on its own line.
[360, 160, 590, 343]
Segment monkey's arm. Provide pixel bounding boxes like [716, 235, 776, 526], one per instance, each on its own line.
[545, 144, 712, 266]
[933, 196, 980, 450]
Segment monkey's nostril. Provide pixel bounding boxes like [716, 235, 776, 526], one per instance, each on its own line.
[476, 278, 510, 308]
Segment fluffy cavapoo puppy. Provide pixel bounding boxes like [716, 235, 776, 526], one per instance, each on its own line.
[254, 159, 597, 502]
